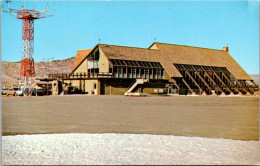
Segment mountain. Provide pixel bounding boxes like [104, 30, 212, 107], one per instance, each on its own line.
[1, 57, 75, 87]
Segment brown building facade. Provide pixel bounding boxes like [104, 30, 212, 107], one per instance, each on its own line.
[46, 42, 258, 96]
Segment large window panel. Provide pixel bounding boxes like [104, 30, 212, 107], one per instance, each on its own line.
[109, 59, 164, 79]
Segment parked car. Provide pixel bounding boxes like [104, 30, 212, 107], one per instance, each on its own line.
[15, 89, 24, 96]
[2, 88, 9, 95]
[33, 88, 44, 96]
[5, 88, 17, 96]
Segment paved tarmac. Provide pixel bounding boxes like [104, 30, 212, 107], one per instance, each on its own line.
[2, 95, 259, 140]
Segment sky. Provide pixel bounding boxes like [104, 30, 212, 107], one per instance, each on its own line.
[1, 0, 259, 75]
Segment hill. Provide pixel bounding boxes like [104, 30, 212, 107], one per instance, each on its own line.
[1, 57, 75, 87]
[1, 57, 259, 87]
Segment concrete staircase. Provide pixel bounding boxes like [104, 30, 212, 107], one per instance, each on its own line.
[124, 79, 149, 96]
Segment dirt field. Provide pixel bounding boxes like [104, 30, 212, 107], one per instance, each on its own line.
[2, 95, 259, 141]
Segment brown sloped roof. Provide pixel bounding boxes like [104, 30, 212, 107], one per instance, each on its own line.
[98, 44, 174, 76]
[98, 43, 251, 80]
[71, 49, 92, 73]
[151, 42, 251, 80]
[98, 44, 183, 77]
[99, 44, 161, 61]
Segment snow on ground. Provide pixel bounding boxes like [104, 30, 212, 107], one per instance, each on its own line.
[2, 133, 259, 165]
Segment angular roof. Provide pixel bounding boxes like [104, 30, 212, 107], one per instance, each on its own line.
[98, 43, 251, 80]
[98, 44, 161, 62]
[150, 42, 251, 80]
[75, 43, 251, 80]
[71, 49, 92, 73]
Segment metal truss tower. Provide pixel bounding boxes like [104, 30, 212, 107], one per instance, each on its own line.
[2, 1, 54, 96]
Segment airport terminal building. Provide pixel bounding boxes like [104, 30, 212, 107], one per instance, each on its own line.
[43, 42, 258, 96]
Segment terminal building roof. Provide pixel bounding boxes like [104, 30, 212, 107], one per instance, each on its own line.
[72, 42, 251, 80]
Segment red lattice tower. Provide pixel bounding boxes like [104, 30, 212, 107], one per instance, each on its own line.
[3, 1, 54, 95]
[19, 9, 38, 79]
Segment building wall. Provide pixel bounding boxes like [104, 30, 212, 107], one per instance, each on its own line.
[52, 80, 58, 95]
[164, 71, 172, 82]
[103, 86, 166, 95]
[102, 84, 128, 95]
[69, 80, 80, 88]
[74, 58, 88, 74]
[99, 49, 109, 73]
[52, 78, 169, 95]
[66, 79, 100, 95]
[100, 79, 168, 95]
[149, 44, 159, 50]
[85, 79, 100, 95]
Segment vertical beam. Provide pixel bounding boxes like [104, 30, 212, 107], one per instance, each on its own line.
[116, 67, 119, 78]
[126, 67, 128, 78]
[112, 64, 114, 78]
[167, 84, 170, 94]
[92, 54, 94, 75]
[83, 80, 85, 92]
[79, 79, 81, 91]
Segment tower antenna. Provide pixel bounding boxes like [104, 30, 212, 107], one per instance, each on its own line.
[2, 0, 55, 96]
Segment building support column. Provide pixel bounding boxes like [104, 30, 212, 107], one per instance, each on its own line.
[189, 65, 211, 94]
[184, 71, 203, 95]
[202, 70, 223, 94]
[83, 80, 85, 92]
[229, 73, 250, 94]
[194, 72, 212, 93]
[211, 71, 232, 94]
[221, 72, 244, 94]
[171, 78, 180, 89]
[182, 78, 194, 94]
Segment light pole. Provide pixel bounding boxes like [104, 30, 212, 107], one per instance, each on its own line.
[43, 57, 53, 95]
[43, 57, 53, 78]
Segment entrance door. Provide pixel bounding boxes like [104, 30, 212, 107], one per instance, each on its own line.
[100, 80, 106, 95]
[58, 80, 63, 95]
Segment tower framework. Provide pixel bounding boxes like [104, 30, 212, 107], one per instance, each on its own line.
[18, 9, 38, 95]
[2, 1, 54, 96]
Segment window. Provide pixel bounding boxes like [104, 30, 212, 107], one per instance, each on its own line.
[125, 60, 132, 66]
[133, 61, 140, 67]
[109, 59, 164, 79]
